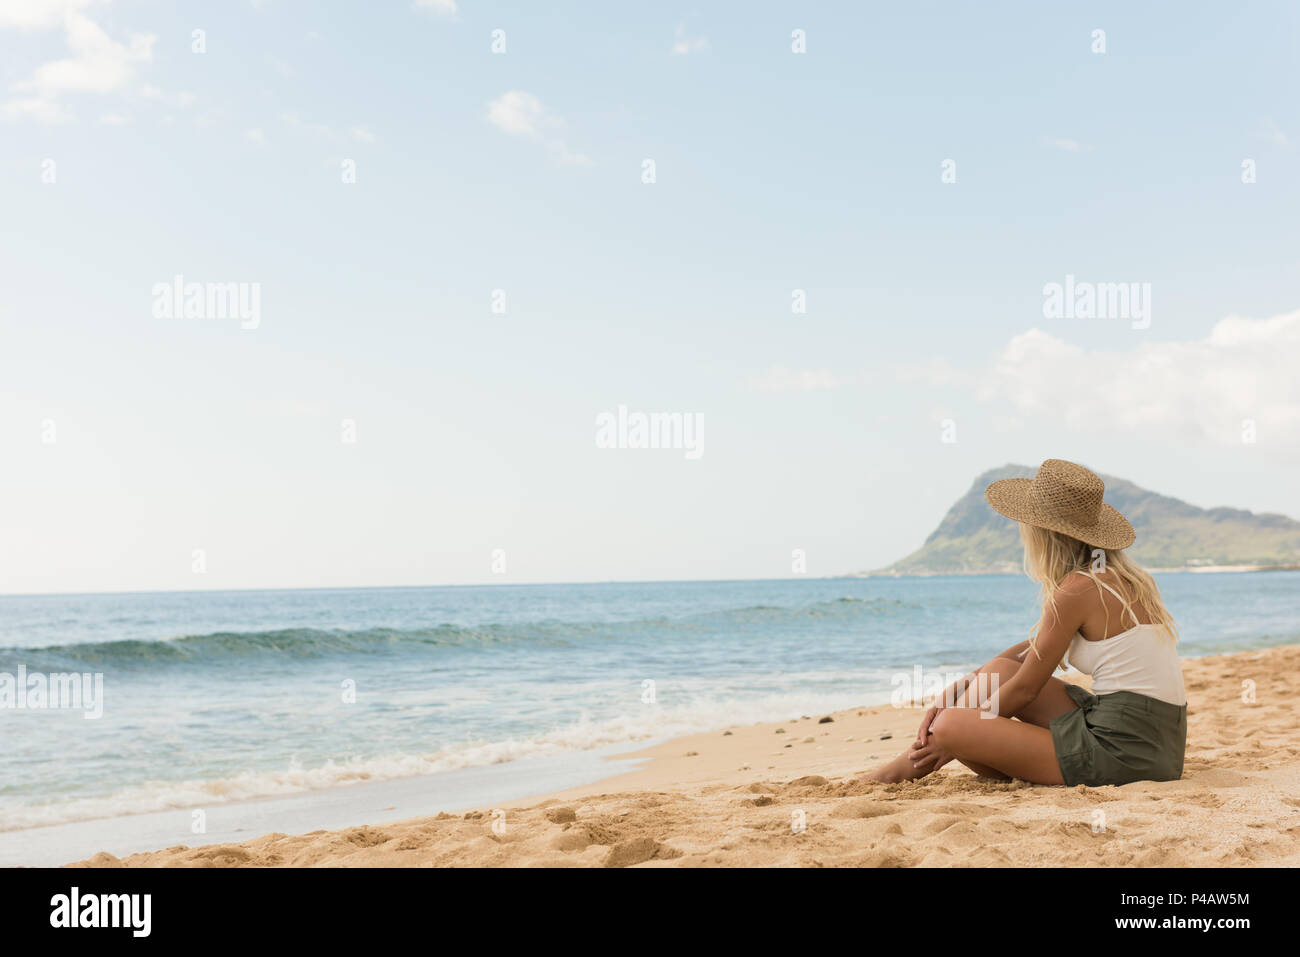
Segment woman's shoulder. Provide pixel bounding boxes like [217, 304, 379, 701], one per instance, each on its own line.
[1060, 569, 1155, 629]
[1055, 570, 1126, 615]
[1057, 570, 1102, 598]
[1046, 572, 1103, 625]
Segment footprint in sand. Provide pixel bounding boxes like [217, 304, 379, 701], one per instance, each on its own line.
[1187, 768, 1254, 789]
[828, 799, 899, 819]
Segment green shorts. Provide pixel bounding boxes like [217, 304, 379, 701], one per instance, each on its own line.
[1050, 684, 1187, 787]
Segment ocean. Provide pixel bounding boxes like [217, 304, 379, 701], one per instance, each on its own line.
[2, 571, 1297, 865]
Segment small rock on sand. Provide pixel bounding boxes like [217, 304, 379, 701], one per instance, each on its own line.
[604, 837, 680, 868]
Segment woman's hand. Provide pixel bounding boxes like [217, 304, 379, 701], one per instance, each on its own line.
[915, 705, 941, 749]
[910, 705, 953, 772]
[907, 736, 952, 773]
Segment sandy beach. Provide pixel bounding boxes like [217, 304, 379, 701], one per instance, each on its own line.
[69, 644, 1300, 868]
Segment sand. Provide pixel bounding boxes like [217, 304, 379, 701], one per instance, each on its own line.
[69, 645, 1300, 867]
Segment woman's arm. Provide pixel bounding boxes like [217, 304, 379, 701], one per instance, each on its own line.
[994, 639, 1032, 662]
[923, 638, 1032, 718]
[988, 580, 1090, 717]
[913, 632, 1057, 746]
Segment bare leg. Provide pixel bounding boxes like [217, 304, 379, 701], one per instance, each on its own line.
[929, 708, 1066, 784]
[863, 656, 1076, 783]
[866, 750, 939, 784]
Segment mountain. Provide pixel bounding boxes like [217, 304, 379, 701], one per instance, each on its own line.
[875, 464, 1300, 575]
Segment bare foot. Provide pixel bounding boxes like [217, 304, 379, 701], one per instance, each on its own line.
[907, 740, 954, 775]
[861, 741, 955, 784]
[860, 752, 923, 783]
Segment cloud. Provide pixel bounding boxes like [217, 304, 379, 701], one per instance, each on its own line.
[548, 142, 593, 167]
[486, 90, 592, 167]
[3, 95, 71, 123]
[278, 113, 376, 144]
[976, 310, 1300, 448]
[1043, 137, 1087, 152]
[487, 90, 551, 138]
[0, 0, 96, 31]
[1262, 117, 1288, 149]
[139, 84, 194, 108]
[670, 22, 708, 56]
[748, 366, 844, 392]
[18, 17, 153, 95]
[2, 2, 157, 123]
[412, 0, 457, 15]
[281, 111, 333, 137]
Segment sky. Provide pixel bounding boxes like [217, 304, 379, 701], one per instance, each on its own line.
[1, 0, 1298, 594]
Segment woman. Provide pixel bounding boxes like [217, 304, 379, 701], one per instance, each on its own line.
[868, 458, 1187, 787]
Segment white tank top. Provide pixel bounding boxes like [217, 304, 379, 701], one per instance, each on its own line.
[1066, 577, 1186, 707]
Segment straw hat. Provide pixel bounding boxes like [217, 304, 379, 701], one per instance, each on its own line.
[985, 459, 1135, 550]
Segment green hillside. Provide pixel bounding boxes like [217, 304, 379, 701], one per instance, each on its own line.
[877, 465, 1300, 575]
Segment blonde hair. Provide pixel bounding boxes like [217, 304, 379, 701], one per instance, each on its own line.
[1019, 523, 1178, 669]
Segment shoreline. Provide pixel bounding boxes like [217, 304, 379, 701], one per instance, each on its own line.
[69, 644, 1300, 868]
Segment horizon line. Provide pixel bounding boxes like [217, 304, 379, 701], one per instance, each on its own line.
[0, 566, 1280, 600]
